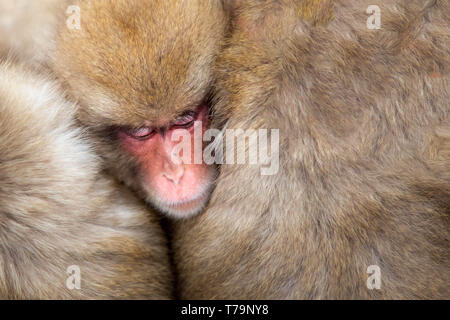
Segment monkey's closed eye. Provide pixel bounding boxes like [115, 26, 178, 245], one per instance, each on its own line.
[124, 126, 156, 140]
[172, 111, 197, 129]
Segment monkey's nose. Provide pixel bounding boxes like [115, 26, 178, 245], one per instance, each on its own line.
[162, 164, 185, 185]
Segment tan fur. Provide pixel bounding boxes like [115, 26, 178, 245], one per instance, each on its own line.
[173, 0, 450, 299]
[0, 61, 173, 299]
[0, 0, 67, 66]
[53, 0, 228, 211]
[55, 0, 228, 126]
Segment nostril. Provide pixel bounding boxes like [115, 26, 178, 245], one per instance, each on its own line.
[162, 166, 185, 185]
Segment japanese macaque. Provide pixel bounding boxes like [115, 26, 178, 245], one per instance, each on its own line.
[54, 0, 228, 219]
[173, 0, 450, 299]
[0, 61, 173, 299]
[0, 0, 67, 66]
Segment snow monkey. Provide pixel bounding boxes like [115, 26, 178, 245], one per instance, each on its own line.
[0, 60, 173, 299]
[173, 0, 450, 299]
[54, 0, 229, 219]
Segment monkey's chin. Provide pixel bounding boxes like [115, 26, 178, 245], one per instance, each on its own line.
[149, 188, 212, 219]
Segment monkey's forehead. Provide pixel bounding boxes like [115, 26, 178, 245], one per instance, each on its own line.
[55, 0, 227, 125]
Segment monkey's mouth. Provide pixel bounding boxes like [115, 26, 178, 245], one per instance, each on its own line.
[166, 188, 210, 214]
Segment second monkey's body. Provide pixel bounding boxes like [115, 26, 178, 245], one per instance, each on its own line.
[173, 0, 450, 299]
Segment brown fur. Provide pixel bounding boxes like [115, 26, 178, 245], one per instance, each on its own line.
[53, 0, 228, 206]
[0, 61, 173, 299]
[173, 0, 450, 299]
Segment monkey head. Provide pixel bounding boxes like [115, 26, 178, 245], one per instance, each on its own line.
[54, 0, 228, 218]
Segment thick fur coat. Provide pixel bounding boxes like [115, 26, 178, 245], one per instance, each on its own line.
[173, 0, 450, 299]
[0, 61, 173, 299]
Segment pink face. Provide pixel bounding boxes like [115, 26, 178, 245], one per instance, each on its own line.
[117, 105, 216, 218]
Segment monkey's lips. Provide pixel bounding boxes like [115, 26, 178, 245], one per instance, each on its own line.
[144, 181, 214, 219]
[165, 188, 210, 214]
